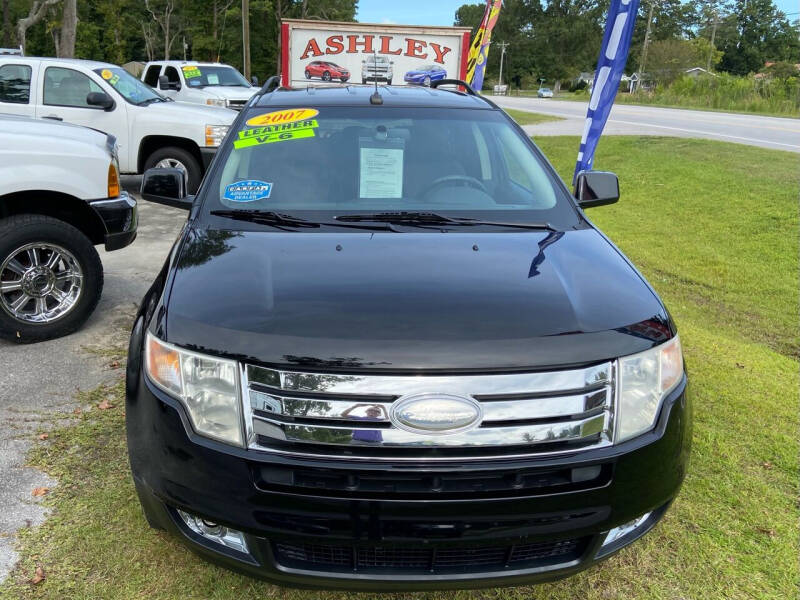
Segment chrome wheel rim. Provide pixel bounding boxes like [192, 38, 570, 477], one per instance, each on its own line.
[0, 243, 83, 324]
[155, 158, 187, 173]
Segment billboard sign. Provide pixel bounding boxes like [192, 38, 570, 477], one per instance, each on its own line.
[281, 20, 471, 88]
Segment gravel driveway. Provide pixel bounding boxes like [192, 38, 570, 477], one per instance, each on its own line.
[0, 180, 186, 581]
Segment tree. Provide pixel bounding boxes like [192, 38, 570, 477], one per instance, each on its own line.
[16, 0, 60, 53]
[53, 0, 77, 57]
[145, 0, 180, 60]
[719, 0, 800, 74]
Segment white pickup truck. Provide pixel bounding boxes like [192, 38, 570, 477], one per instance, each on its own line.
[0, 114, 137, 343]
[0, 57, 235, 191]
[141, 61, 258, 111]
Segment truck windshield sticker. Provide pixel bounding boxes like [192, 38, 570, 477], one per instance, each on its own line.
[182, 65, 202, 79]
[245, 108, 319, 128]
[207, 74, 220, 85]
[233, 119, 319, 150]
[359, 136, 405, 198]
[100, 69, 113, 80]
[223, 180, 273, 202]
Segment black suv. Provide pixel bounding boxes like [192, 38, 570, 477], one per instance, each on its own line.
[126, 80, 690, 591]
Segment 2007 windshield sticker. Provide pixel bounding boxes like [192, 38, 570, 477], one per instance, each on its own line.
[245, 108, 319, 127]
[223, 180, 273, 202]
[233, 119, 319, 150]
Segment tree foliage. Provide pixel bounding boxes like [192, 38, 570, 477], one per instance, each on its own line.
[2, 0, 357, 79]
[453, 0, 800, 89]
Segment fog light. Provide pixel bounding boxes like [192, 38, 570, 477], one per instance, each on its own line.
[177, 509, 249, 553]
[602, 512, 652, 547]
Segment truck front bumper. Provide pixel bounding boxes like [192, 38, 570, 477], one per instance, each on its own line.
[126, 372, 690, 591]
[88, 192, 137, 251]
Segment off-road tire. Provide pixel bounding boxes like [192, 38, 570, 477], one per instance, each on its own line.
[144, 146, 202, 194]
[0, 214, 103, 344]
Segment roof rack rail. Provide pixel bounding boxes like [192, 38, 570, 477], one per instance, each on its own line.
[259, 75, 282, 95]
[430, 79, 478, 96]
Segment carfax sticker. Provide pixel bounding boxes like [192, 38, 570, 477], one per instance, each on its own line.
[246, 108, 319, 128]
[223, 180, 273, 202]
[233, 119, 318, 150]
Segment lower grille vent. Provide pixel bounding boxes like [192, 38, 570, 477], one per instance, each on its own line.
[273, 538, 587, 574]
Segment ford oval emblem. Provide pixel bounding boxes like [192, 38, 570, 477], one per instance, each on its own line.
[390, 393, 483, 435]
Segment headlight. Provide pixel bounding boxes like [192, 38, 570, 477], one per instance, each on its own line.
[145, 333, 243, 447]
[205, 124, 229, 147]
[206, 98, 228, 107]
[616, 335, 683, 442]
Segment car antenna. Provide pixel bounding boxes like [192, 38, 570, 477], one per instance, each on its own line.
[370, 51, 383, 105]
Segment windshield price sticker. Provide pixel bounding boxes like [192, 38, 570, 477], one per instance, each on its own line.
[182, 65, 202, 79]
[100, 69, 113, 80]
[245, 108, 319, 128]
[233, 119, 318, 149]
[223, 180, 273, 202]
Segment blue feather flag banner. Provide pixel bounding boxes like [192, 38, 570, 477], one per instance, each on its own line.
[573, 0, 640, 183]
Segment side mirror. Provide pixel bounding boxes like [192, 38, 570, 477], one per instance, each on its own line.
[250, 75, 259, 86]
[86, 91, 114, 111]
[140, 168, 193, 210]
[158, 75, 180, 91]
[574, 171, 619, 209]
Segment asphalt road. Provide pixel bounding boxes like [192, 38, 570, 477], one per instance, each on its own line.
[492, 96, 800, 153]
[0, 181, 186, 582]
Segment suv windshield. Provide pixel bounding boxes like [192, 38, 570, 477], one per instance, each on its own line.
[204, 106, 579, 229]
[94, 67, 164, 105]
[183, 65, 251, 88]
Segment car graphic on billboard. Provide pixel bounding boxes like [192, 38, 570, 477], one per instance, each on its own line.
[304, 61, 351, 82]
[404, 64, 447, 86]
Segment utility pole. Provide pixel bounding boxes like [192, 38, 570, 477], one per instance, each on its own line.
[707, 10, 718, 72]
[242, 0, 251, 79]
[638, 1, 655, 78]
[497, 41, 509, 90]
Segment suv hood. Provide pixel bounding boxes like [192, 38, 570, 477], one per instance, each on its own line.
[163, 228, 672, 371]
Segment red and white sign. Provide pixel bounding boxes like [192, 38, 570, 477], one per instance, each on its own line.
[281, 20, 471, 88]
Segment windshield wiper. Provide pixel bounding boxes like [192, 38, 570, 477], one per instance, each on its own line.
[335, 212, 556, 231]
[136, 97, 166, 106]
[210, 210, 398, 232]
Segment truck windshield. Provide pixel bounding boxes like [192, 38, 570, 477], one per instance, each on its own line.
[204, 106, 579, 229]
[94, 67, 164, 105]
[183, 66, 251, 88]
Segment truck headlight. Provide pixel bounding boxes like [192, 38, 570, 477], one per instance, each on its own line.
[206, 98, 228, 108]
[145, 333, 243, 447]
[616, 335, 683, 442]
[205, 124, 229, 147]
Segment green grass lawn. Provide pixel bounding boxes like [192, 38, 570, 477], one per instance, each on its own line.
[501, 108, 564, 126]
[1, 137, 797, 600]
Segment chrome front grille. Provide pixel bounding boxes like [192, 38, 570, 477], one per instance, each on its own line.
[242, 363, 615, 461]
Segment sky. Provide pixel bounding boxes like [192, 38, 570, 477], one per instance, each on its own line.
[356, 0, 799, 27]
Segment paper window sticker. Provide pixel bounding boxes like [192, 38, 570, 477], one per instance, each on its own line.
[359, 137, 405, 199]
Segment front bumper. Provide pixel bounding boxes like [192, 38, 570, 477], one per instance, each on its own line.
[88, 191, 137, 251]
[127, 372, 690, 591]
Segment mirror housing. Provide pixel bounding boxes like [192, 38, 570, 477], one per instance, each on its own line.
[574, 171, 620, 209]
[158, 75, 180, 91]
[250, 75, 259, 86]
[140, 168, 193, 210]
[86, 91, 114, 111]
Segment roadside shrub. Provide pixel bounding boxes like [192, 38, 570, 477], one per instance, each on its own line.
[617, 72, 799, 117]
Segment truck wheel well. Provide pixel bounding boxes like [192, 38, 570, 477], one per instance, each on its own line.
[0, 191, 106, 245]
[138, 136, 202, 173]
